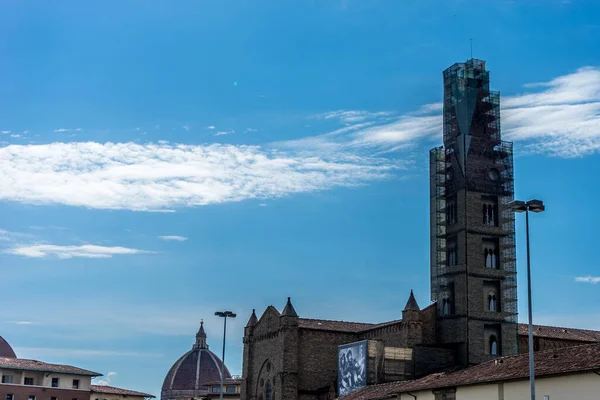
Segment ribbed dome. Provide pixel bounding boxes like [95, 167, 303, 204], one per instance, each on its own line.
[0, 335, 16, 358]
[161, 322, 231, 400]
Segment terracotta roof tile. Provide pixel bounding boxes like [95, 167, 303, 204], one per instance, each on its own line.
[91, 385, 155, 398]
[340, 342, 600, 399]
[298, 318, 376, 333]
[298, 318, 404, 333]
[518, 323, 600, 342]
[0, 357, 101, 376]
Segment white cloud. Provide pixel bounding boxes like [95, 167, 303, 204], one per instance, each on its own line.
[53, 128, 70, 133]
[93, 372, 117, 386]
[0, 299, 243, 339]
[10, 134, 21, 138]
[158, 235, 188, 241]
[0, 142, 400, 211]
[182, 125, 190, 131]
[7, 320, 36, 325]
[316, 110, 395, 124]
[295, 66, 600, 157]
[215, 130, 235, 136]
[207, 125, 216, 130]
[575, 276, 600, 284]
[6, 244, 153, 259]
[15, 347, 160, 358]
[244, 128, 258, 133]
[2, 130, 11, 134]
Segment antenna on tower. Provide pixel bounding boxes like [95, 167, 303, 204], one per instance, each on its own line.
[470, 38, 473, 59]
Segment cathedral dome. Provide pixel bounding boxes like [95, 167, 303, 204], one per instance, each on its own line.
[0, 335, 16, 358]
[161, 322, 231, 400]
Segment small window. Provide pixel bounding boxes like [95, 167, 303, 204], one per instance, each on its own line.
[488, 294, 497, 312]
[442, 297, 452, 315]
[24, 377, 35, 385]
[6, 394, 14, 400]
[543, 396, 550, 400]
[447, 195, 457, 225]
[52, 377, 59, 387]
[72, 379, 79, 389]
[482, 196, 499, 227]
[226, 386, 236, 393]
[211, 387, 220, 393]
[490, 335, 498, 355]
[2, 375, 13, 384]
[447, 238, 458, 267]
[28, 396, 36, 400]
[265, 381, 272, 400]
[51, 397, 58, 400]
[483, 238, 500, 269]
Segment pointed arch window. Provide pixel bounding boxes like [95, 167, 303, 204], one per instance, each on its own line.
[447, 237, 458, 267]
[265, 381, 272, 400]
[490, 335, 498, 355]
[482, 196, 499, 227]
[488, 294, 497, 312]
[483, 238, 499, 269]
[442, 297, 452, 316]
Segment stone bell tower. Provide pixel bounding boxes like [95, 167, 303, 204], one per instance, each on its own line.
[429, 59, 518, 366]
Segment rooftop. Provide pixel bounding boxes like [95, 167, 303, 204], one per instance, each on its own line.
[339, 342, 600, 399]
[202, 378, 243, 386]
[91, 385, 155, 398]
[519, 323, 600, 342]
[0, 356, 101, 377]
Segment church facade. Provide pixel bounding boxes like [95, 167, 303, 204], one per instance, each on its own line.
[239, 59, 600, 400]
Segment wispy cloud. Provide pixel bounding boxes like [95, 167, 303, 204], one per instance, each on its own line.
[575, 276, 600, 284]
[244, 128, 258, 133]
[207, 125, 216, 130]
[158, 235, 188, 242]
[7, 320, 37, 325]
[215, 130, 235, 136]
[316, 110, 396, 124]
[182, 125, 190, 131]
[0, 142, 400, 211]
[293, 66, 600, 157]
[0, 300, 243, 339]
[6, 244, 153, 259]
[14, 348, 161, 359]
[53, 128, 70, 133]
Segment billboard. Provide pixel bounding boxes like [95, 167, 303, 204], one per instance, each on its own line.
[338, 340, 367, 396]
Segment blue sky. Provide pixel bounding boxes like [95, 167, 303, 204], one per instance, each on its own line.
[1, 0, 599, 397]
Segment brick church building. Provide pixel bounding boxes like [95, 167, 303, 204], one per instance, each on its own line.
[239, 59, 600, 400]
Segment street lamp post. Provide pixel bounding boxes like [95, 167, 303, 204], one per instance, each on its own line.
[215, 311, 236, 400]
[510, 199, 545, 400]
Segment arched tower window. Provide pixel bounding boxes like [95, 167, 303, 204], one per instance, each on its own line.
[488, 293, 497, 312]
[265, 381, 272, 400]
[483, 238, 499, 269]
[442, 297, 452, 315]
[482, 196, 499, 227]
[447, 237, 458, 267]
[490, 335, 498, 355]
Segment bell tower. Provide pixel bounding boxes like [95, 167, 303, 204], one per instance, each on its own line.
[429, 59, 518, 366]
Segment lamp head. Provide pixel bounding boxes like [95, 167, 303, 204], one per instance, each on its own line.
[526, 199, 545, 213]
[509, 200, 527, 213]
